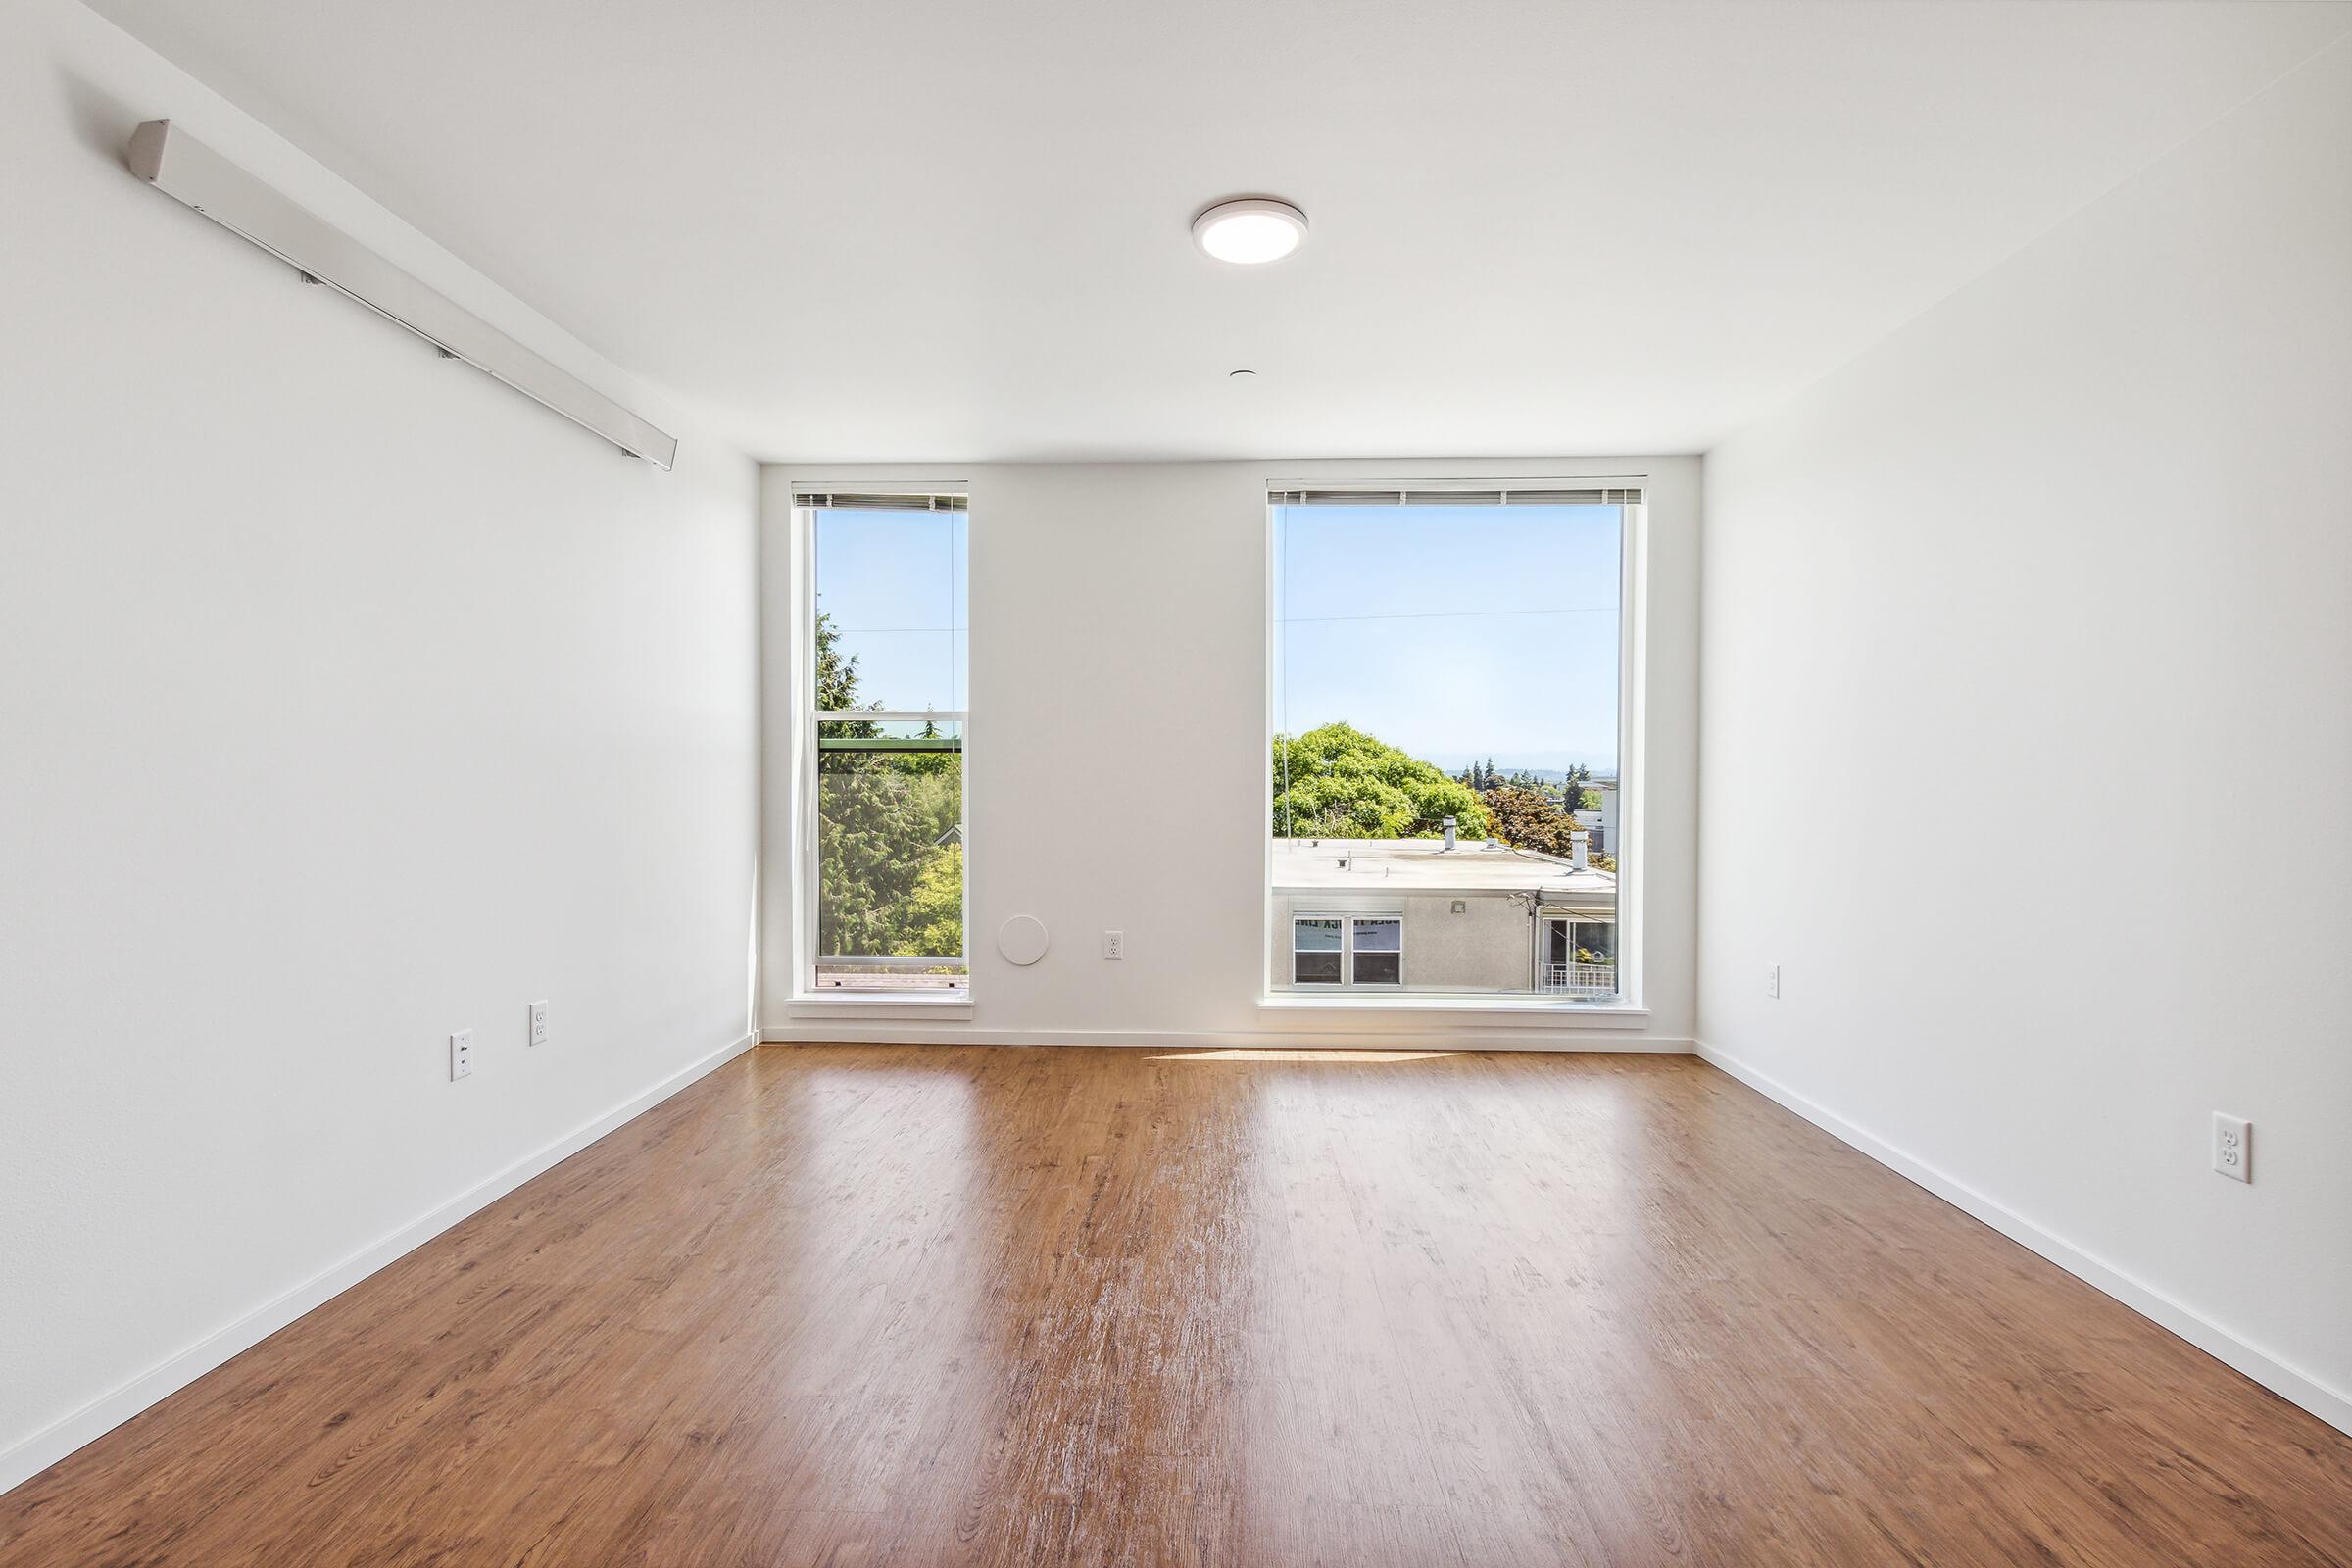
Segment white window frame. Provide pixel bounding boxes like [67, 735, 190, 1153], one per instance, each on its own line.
[1260, 475, 1647, 1014]
[791, 487, 970, 1004]
[1292, 912, 1404, 988]
[1541, 916, 1618, 959]
[1291, 914, 1346, 985]
[1347, 912, 1404, 987]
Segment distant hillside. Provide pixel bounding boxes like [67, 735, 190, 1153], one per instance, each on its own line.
[1420, 754, 1619, 785]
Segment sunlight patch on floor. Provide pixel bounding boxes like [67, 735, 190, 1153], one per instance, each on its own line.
[1146, 1049, 1468, 1063]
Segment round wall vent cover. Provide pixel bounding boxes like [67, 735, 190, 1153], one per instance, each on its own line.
[997, 914, 1050, 966]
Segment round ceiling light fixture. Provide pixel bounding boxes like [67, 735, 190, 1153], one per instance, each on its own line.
[1192, 197, 1307, 264]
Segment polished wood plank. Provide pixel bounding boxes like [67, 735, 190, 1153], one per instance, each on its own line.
[2, 1046, 2346, 1566]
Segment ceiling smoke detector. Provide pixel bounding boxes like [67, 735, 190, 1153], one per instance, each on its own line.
[1192, 198, 1307, 264]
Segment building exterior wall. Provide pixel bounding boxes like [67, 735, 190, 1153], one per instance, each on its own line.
[1398, 894, 1532, 990]
[1269, 891, 1533, 992]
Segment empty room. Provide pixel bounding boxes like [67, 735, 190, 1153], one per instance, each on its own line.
[3, 1, 2348, 1562]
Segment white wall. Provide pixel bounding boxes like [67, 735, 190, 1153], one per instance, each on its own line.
[760, 459, 1698, 1050]
[1699, 40, 2352, 1428]
[0, 1, 760, 1488]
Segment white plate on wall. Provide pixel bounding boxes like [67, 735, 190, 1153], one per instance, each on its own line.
[998, 914, 1049, 966]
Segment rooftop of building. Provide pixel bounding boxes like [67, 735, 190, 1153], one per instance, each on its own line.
[1271, 835, 1616, 904]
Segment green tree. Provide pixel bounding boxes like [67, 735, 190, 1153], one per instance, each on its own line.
[898, 842, 964, 957]
[1481, 783, 1581, 858]
[813, 605, 962, 958]
[814, 609, 875, 723]
[817, 757, 961, 956]
[1272, 722, 1490, 839]
[1556, 762, 1595, 811]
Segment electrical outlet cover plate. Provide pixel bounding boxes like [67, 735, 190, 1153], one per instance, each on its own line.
[529, 1000, 549, 1047]
[2212, 1112, 2251, 1182]
[1766, 963, 1782, 999]
[451, 1029, 474, 1081]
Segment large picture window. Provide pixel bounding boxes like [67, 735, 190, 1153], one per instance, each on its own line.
[1268, 485, 1634, 1002]
[800, 490, 967, 994]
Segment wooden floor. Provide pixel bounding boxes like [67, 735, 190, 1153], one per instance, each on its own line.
[4, 1047, 2347, 1566]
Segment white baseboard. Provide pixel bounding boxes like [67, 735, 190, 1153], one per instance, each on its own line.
[764, 1025, 1693, 1053]
[1695, 1040, 2351, 1437]
[0, 1029, 759, 1496]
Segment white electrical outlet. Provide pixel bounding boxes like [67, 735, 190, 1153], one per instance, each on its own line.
[1765, 963, 1782, 999]
[529, 1000, 549, 1047]
[2212, 1112, 2251, 1183]
[450, 1029, 474, 1081]
[1103, 929, 1125, 960]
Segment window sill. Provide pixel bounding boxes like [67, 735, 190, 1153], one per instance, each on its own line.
[787, 994, 973, 1020]
[1257, 994, 1648, 1020]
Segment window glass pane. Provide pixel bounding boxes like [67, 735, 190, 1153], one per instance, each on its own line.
[813, 507, 967, 713]
[1270, 500, 1621, 999]
[1294, 951, 1343, 984]
[816, 749, 963, 978]
[810, 501, 966, 996]
[1293, 917, 1343, 952]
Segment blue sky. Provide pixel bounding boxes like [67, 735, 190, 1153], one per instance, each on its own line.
[813, 502, 1620, 772]
[814, 509, 967, 713]
[1276, 504, 1621, 774]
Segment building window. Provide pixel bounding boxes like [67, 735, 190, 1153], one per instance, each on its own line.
[1293, 916, 1343, 984]
[1350, 916, 1402, 984]
[1542, 916, 1617, 997]
[799, 490, 967, 995]
[1293, 914, 1402, 986]
[1269, 484, 1634, 1001]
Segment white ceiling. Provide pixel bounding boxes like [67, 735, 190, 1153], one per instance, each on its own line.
[88, 0, 2352, 461]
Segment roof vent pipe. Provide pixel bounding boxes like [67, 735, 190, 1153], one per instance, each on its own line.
[1442, 816, 1457, 852]
[1571, 829, 1591, 871]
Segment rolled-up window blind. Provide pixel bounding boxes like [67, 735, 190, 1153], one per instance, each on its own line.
[1268, 485, 1641, 507]
[794, 490, 967, 512]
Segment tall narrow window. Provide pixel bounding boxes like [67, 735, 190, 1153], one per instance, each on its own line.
[801, 490, 967, 995]
[1268, 485, 1633, 1001]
